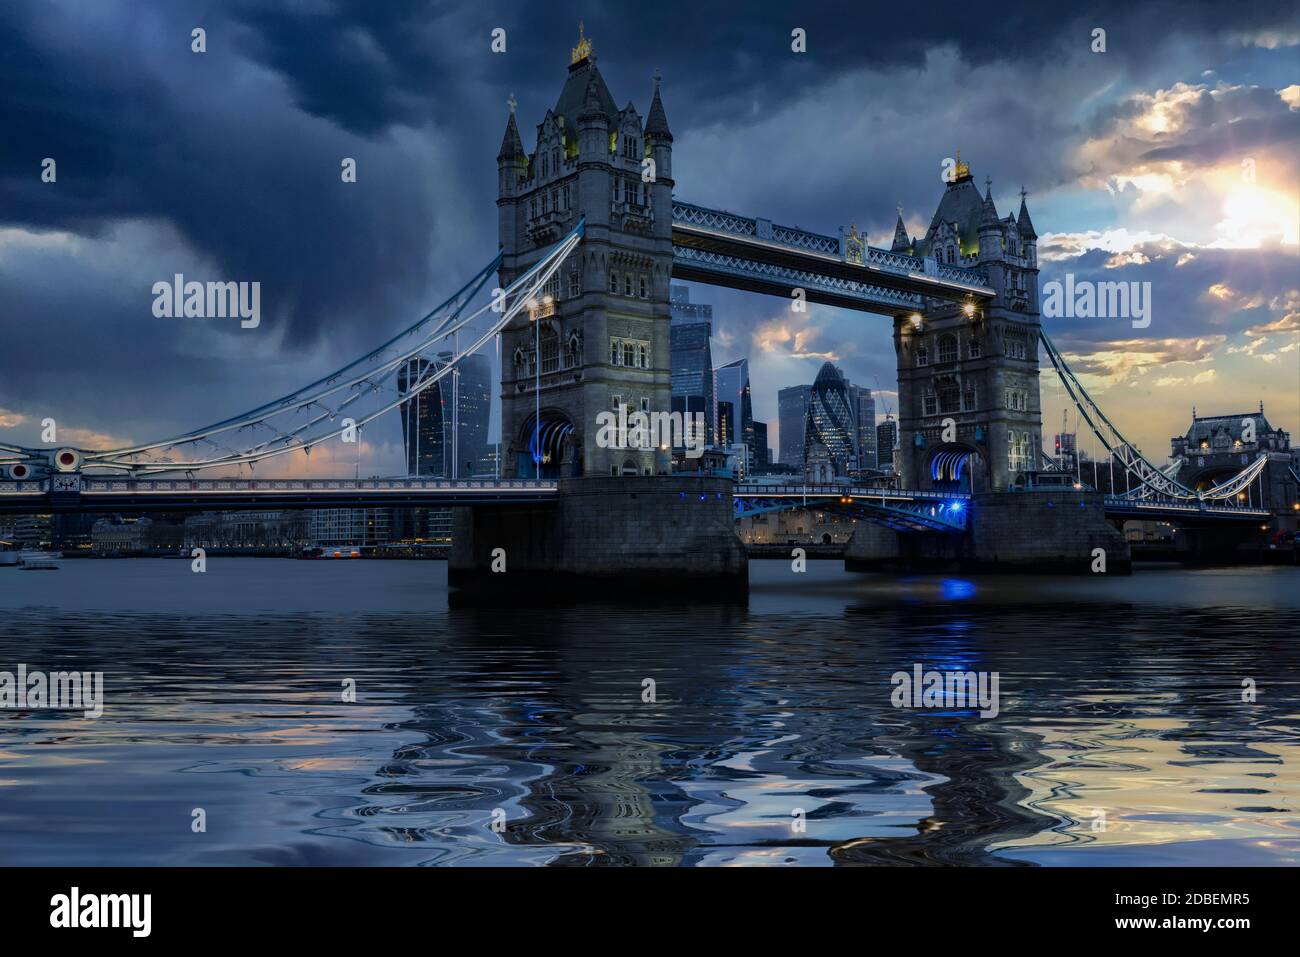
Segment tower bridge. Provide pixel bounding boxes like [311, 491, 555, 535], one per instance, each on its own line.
[1, 27, 1294, 590]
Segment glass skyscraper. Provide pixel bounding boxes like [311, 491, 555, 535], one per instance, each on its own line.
[849, 384, 877, 470]
[804, 362, 856, 478]
[715, 357, 755, 464]
[397, 351, 491, 478]
[669, 285, 715, 446]
[778, 384, 810, 466]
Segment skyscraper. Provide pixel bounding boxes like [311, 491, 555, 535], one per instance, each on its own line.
[877, 416, 898, 475]
[804, 362, 855, 479]
[753, 421, 770, 469]
[778, 384, 811, 466]
[669, 285, 714, 446]
[398, 351, 491, 478]
[849, 384, 877, 469]
[715, 357, 755, 464]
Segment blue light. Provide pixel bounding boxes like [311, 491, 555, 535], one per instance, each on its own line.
[948, 501, 964, 513]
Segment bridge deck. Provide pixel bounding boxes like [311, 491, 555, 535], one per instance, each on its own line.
[671, 201, 994, 313]
[0, 477, 558, 514]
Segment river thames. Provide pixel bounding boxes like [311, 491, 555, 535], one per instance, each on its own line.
[1, 559, 1296, 866]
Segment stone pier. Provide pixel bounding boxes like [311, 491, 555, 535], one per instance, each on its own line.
[449, 475, 748, 602]
[846, 490, 1131, 574]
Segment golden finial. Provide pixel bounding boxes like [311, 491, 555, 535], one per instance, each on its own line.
[954, 149, 970, 180]
[571, 22, 593, 64]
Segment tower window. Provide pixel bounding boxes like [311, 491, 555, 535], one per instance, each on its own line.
[624, 276, 633, 296]
[639, 276, 647, 298]
[938, 334, 958, 364]
[916, 346, 929, 367]
[968, 337, 982, 359]
[609, 271, 619, 294]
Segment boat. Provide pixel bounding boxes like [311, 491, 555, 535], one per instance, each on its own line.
[18, 550, 61, 571]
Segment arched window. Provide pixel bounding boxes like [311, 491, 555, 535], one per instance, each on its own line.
[609, 271, 618, 294]
[624, 275, 633, 296]
[639, 275, 648, 298]
[610, 339, 619, 364]
[938, 334, 958, 364]
[968, 337, 982, 359]
[916, 345, 929, 367]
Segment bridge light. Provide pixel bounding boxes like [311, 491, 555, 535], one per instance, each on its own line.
[909, 313, 923, 328]
[963, 303, 976, 316]
[948, 501, 964, 513]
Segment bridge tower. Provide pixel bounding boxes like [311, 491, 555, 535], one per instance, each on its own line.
[892, 159, 1042, 493]
[497, 27, 675, 479]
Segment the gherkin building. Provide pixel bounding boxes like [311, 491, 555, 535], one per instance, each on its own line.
[804, 362, 855, 476]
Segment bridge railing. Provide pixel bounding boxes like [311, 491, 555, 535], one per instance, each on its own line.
[0, 477, 559, 494]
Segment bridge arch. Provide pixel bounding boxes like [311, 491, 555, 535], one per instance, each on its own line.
[518, 408, 577, 479]
[927, 442, 985, 494]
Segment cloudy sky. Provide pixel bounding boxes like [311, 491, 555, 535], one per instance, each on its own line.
[1, 0, 1296, 474]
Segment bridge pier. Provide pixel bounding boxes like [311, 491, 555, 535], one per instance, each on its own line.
[449, 475, 747, 603]
[1171, 524, 1283, 565]
[845, 490, 1131, 574]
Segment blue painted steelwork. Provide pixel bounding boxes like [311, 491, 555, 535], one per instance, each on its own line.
[732, 484, 969, 532]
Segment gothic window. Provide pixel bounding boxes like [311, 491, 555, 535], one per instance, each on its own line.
[542, 192, 550, 214]
[962, 386, 976, 412]
[1008, 430, 1031, 472]
[612, 393, 623, 411]
[566, 332, 581, 366]
[609, 271, 618, 294]
[551, 190, 558, 212]
[623, 342, 635, 366]
[638, 343, 647, 367]
[540, 153, 548, 178]
[938, 379, 960, 414]
[640, 396, 650, 413]
[563, 184, 572, 209]
[916, 345, 929, 367]
[531, 199, 538, 218]
[639, 275, 648, 298]
[624, 275, 633, 296]
[540, 327, 559, 374]
[610, 339, 619, 364]
[552, 149, 560, 172]
[968, 337, 982, 359]
[567, 268, 580, 299]
[923, 392, 938, 416]
[938, 334, 958, 364]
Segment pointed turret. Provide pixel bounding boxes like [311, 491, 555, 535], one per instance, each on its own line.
[980, 181, 999, 226]
[890, 211, 910, 252]
[579, 70, 606, 121]
[1017, 189, 1037, 239]
[497, 110, 525, 162]
[645, 71, 672, 141]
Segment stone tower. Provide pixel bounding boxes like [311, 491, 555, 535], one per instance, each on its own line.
[892, 157, 1042, 492]
[496, 27, 675, 478]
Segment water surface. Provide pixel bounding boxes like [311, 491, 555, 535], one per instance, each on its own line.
[1, 559, 1296, 866]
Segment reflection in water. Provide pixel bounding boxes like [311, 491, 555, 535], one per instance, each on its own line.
[0, 560, 1296, 866]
